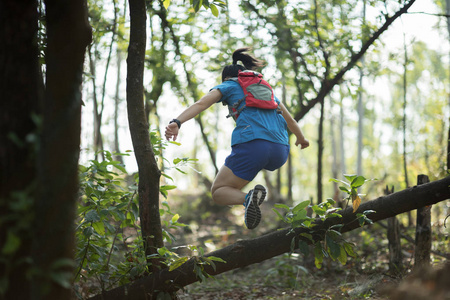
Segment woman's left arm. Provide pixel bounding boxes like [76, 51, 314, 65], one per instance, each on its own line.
[278, 102, 310, 149]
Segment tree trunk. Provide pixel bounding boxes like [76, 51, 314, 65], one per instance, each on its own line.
[0, 0, 41, 297]
[414, 174, 431, 269]
[339, 95, 346, 176]
[113, 46, 124, 164]
[88, 176, 450, 300]
[357, 0, 366, 177]
[317, 98, 325, 204]
[127, 0, 164, 269]
[33, 0, 91, 299]
[385, 186, 403, 275]
[402, 31, 413, 227]
[446, 0, 450, 170]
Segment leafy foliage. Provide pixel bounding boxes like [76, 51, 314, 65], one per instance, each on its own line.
[330, 174, 376, 212]
[273, 175, 376, 269]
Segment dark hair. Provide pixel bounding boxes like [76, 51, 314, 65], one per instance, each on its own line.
[221, 47, 266, 82]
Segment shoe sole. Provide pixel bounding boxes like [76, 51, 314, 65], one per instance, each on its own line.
[245, 185, 266, 229]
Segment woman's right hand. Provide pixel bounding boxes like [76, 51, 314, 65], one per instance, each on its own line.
[165, 122, 179, 141]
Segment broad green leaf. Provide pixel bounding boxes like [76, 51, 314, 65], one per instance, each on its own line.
[160, 185, 176, 191]
[92, 221, 105, 235]
[83, 226, 94, 238]
[85, 210, 100, 222]
[337, 245, 347, 265]
[312, 205, 326, 215]
[351, 176, 366, 188]
[163, 0, 170, 9]
[326, 198, 336, 205]
[157, 247, 168, 256]
[326, 235, 341, 260]
[343, 242, 357, 257]
[314, 244, 324, 269]
[344, 174, 358, 182]
[171, 213, 180, 224]
[210, 3, 219, 16]
[292, 200, 310, 213]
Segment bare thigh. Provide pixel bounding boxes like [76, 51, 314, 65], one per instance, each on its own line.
[211, 165, 250, 205]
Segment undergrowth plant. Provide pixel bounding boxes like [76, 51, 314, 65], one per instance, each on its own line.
[273, 175, 375, 269]
[74, 131, 221, 298]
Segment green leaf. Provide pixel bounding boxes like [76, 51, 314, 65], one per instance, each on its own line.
[272, 208, 287, 222]
[337, 245, 347, 265]
[343, 242, 357, 257]
[210, 3, 219, 16]
[83, 226, 94, 238]
[171, 213, 180, 224]
[85, 210, 100, 222]
[299, 233, 313, 242]
[344, 174, 358, 182]
[326, 235, 341, 260]
[351, 176, 366, 188]
[292, 200, 310, 213]
[92, 221, 105, 235]
[339, 186, 350, 193]
[193, 0, 202, 12]
[208, 256, 226, 263]
[163, 0, 170, 9]
[169, 257, 188, 271]
[298, 240, 309, 256]
[330, 178, 349, 186]
[2, 231, 21, 255]
[312, 205, 326, 216]
[314, 244, 324, 269]
[274, 203, 290, 210]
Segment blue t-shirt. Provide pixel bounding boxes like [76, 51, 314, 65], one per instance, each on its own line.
[211, 80, 289, 146]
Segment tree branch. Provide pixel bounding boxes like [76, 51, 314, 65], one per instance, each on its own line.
[294, 0, 417, 121]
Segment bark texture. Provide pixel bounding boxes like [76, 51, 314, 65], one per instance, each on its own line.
[33, 0, 91, 299]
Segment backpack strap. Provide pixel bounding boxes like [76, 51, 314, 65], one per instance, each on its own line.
[225, 96, 246, 120]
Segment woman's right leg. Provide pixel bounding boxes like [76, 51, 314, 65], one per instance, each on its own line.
[211, 165, 249, 206]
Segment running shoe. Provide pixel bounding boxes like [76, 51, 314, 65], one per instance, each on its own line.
[244, 184, 266, 229]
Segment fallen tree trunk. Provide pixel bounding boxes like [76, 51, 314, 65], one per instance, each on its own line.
[89, 176, 450, 300]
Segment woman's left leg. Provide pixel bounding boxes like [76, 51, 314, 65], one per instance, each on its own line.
[211, 165, 249, 206]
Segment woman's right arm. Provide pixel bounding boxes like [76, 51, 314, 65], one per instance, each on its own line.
[165, 89, 222, 141]
[278, 102, 310, 149]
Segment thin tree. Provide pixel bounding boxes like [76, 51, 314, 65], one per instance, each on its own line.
[126, 0, 164, 270]
[446, 0, 450, 170]
[357, 0, 367, 177]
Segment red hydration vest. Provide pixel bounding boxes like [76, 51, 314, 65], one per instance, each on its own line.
[227, 70, 279, 120]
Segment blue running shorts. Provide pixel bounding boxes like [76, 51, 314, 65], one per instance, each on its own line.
[225, 139, 290, 181]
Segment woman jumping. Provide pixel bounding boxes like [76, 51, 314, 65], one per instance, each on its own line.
[165, 47, 309, 229]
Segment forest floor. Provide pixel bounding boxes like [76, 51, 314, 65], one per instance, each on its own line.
[177, 256, 395, 299]
[169, 193, 449, 300]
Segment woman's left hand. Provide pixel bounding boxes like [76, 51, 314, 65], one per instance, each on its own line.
[296, 137, 310, 149]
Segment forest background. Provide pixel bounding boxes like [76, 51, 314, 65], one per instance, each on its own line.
[1, 0, 449, 299]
